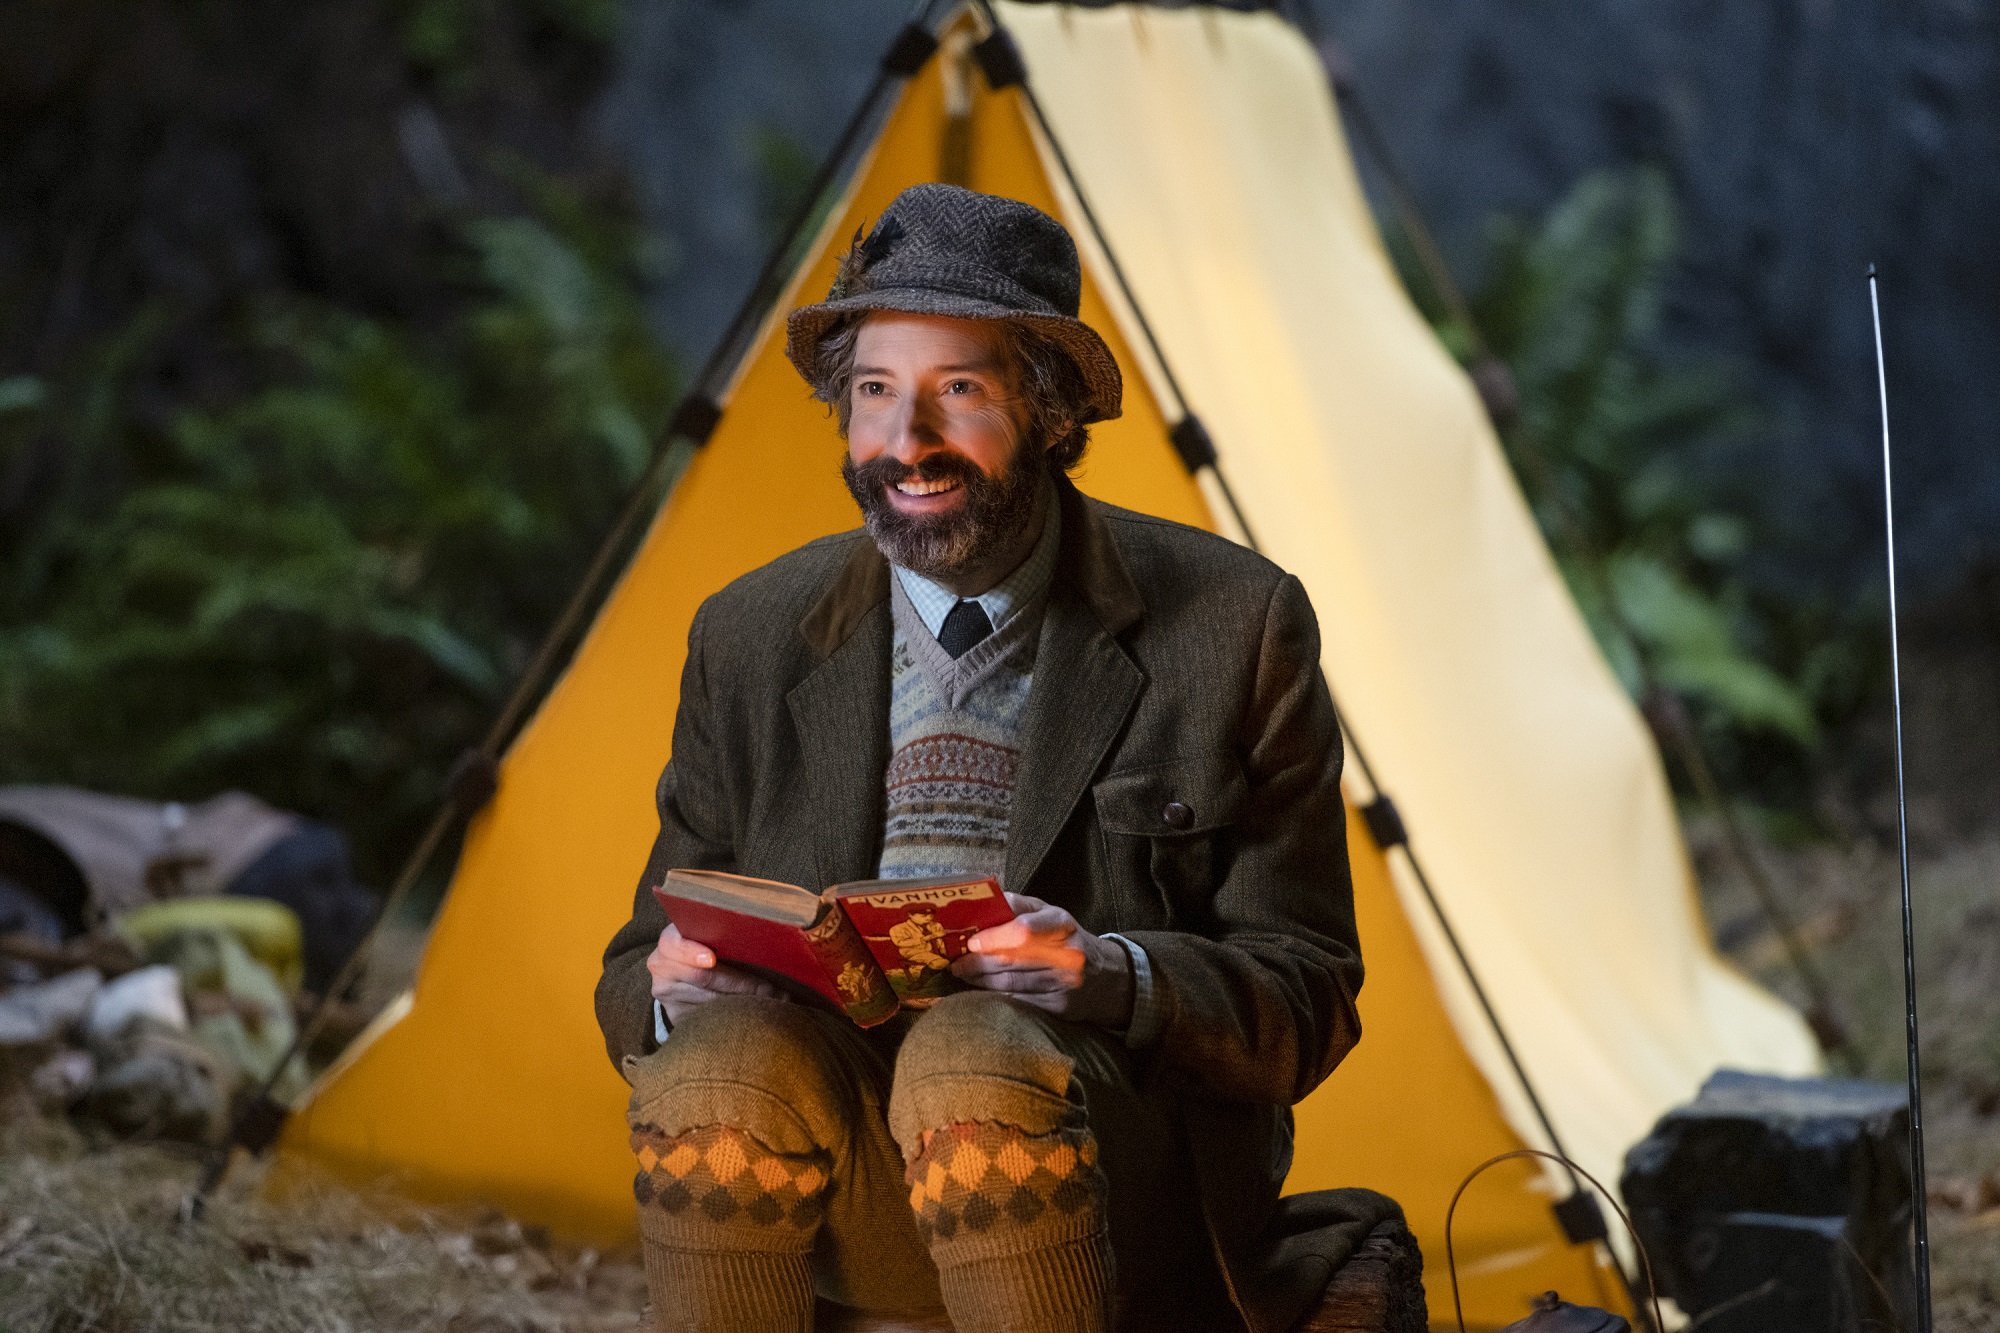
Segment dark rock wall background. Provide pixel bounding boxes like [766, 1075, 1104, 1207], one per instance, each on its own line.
[596, 0, 1999, 606]
[594, 0, 910, 371]
[1312, 0, 1998, 603]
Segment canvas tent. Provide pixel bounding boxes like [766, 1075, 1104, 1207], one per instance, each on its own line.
[271, 4, 1820, 1325]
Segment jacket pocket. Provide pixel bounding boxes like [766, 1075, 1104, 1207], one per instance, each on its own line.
[1092, 758, 1248, 927]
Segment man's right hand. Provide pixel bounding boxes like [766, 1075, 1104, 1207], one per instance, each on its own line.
[648, 921, 786, 1026]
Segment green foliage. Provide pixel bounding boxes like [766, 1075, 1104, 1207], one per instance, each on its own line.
[0, 190, 677, 881]
[1400, 167, 1848, 779]
[749, 124, 820, 247]
[398, 0, 617, 88]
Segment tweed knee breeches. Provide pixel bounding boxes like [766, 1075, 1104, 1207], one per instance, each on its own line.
[622, 990, 1230, 1328]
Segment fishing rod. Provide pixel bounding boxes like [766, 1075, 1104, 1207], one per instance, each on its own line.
[1867, 263, 1932, 1333]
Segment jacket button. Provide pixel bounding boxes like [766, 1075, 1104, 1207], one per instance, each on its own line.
[1161, 801, 1194, 830]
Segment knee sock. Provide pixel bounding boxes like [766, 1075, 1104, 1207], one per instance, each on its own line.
[904, 1115, 1114, 1333]
[631, 1120, 829, 1333]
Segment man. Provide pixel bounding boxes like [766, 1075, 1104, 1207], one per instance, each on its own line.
[596, 184, 1365, 1333]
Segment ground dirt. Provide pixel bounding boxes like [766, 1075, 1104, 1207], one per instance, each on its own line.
[0, 1110, 648, 1333]
[1, 829, 1993, 1331]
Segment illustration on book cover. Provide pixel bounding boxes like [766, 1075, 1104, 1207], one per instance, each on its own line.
[843, 884, 997, 1003]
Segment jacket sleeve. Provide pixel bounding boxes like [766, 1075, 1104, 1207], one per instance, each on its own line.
[594, 599, 739, 1070]
[1120, 573, 1364, 1105]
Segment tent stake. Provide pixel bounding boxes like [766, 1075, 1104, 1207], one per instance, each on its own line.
[1868, 264, 1933, 1333]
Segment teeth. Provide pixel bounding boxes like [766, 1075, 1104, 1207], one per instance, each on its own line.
[895, 478, 959, 496]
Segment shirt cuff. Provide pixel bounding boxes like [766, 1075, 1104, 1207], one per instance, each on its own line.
[1101, 933, 1162, 1048]
[653, 999, 671, 1045]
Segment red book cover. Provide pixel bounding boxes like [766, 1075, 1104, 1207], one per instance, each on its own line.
[654, 891, 851, 1011]
[832, 877, 1013, 1006]
[651, 871, 1012, 1023]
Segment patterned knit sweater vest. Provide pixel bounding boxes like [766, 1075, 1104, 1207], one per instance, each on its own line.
[876, 575, 1041, 884]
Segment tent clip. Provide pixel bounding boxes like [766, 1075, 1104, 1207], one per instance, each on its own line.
[445, 749, 500, 815]
[972, 29, 1028, 90]
[881, 23, 940, 77]
[1552, 1188, 1612, 1245]
[1168, 414, 1219, 471]
[1360, 794, 1408, 850]
[669, 394, 724, 448]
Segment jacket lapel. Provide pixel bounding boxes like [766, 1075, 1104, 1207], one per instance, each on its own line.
[1004, 482, 1146, 894]
[788, 539, 892, 888]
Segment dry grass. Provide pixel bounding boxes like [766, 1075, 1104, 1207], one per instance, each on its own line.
[1691, 822, 2000, 1328]
[1, 825, 1991, 1331]
[0, 1110, 646, 1333]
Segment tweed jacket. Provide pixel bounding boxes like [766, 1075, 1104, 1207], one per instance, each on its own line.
[596, 477, 1369, 1331]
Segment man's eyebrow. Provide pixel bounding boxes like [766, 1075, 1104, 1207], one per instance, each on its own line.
[851, 361, 1006, 377]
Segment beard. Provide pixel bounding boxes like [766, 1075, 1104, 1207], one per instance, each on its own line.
[841, 444, 1048, 581]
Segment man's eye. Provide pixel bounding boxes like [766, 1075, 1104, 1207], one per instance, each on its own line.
[857, 381, 887, 397]
[945, 380, 979, 395]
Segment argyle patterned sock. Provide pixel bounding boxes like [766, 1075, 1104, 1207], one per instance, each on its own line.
[905, 1118, 1114, 1333]
[631, 1121, 828, 1333]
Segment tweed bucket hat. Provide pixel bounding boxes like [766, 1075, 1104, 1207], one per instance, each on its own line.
[784, 183, 1123, 423]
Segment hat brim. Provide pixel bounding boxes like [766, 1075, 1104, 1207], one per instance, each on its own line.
[785, 287, 1124, 424]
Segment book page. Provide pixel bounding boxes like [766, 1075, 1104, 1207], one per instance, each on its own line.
[662, 869, 824, 927]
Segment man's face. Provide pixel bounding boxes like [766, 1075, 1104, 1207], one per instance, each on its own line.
[840, 313, 1047, 583]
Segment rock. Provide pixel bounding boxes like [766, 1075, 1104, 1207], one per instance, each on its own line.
[0, 968, 102, 1046]
[1621, 1069, 1914, 1331]
[79, 1026, 231, 1142]
[28, 1047, 95, 1111]
[596, 0, 909, 364]
[84, 963, 186, 1042]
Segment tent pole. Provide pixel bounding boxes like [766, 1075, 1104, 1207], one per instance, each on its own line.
[1280, 0, 1325, 45]
[967, 1, 1649, 1317]
[187, 0, 955, 1216]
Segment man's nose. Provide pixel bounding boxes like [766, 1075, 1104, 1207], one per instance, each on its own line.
[885, 394, 945, 462]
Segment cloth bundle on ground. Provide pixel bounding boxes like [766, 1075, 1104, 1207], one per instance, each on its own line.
[0, 786, 376, 992]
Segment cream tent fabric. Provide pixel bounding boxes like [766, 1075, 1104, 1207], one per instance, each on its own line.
[272, 6, 1817, 1326]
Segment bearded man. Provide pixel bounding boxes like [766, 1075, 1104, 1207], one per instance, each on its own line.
[596, 184, 1366, 1333]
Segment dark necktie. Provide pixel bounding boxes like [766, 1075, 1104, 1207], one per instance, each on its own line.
[937, 599, 994, 659]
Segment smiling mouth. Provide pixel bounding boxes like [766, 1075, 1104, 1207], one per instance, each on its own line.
[894, 477, 961, 497]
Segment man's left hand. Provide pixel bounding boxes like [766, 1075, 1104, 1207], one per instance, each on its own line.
[952, 892, 1133, 1029]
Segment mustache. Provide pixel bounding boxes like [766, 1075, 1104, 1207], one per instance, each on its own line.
[847, 453, 985, 491]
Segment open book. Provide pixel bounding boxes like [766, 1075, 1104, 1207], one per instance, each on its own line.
[652, 870, 1015, 1027]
